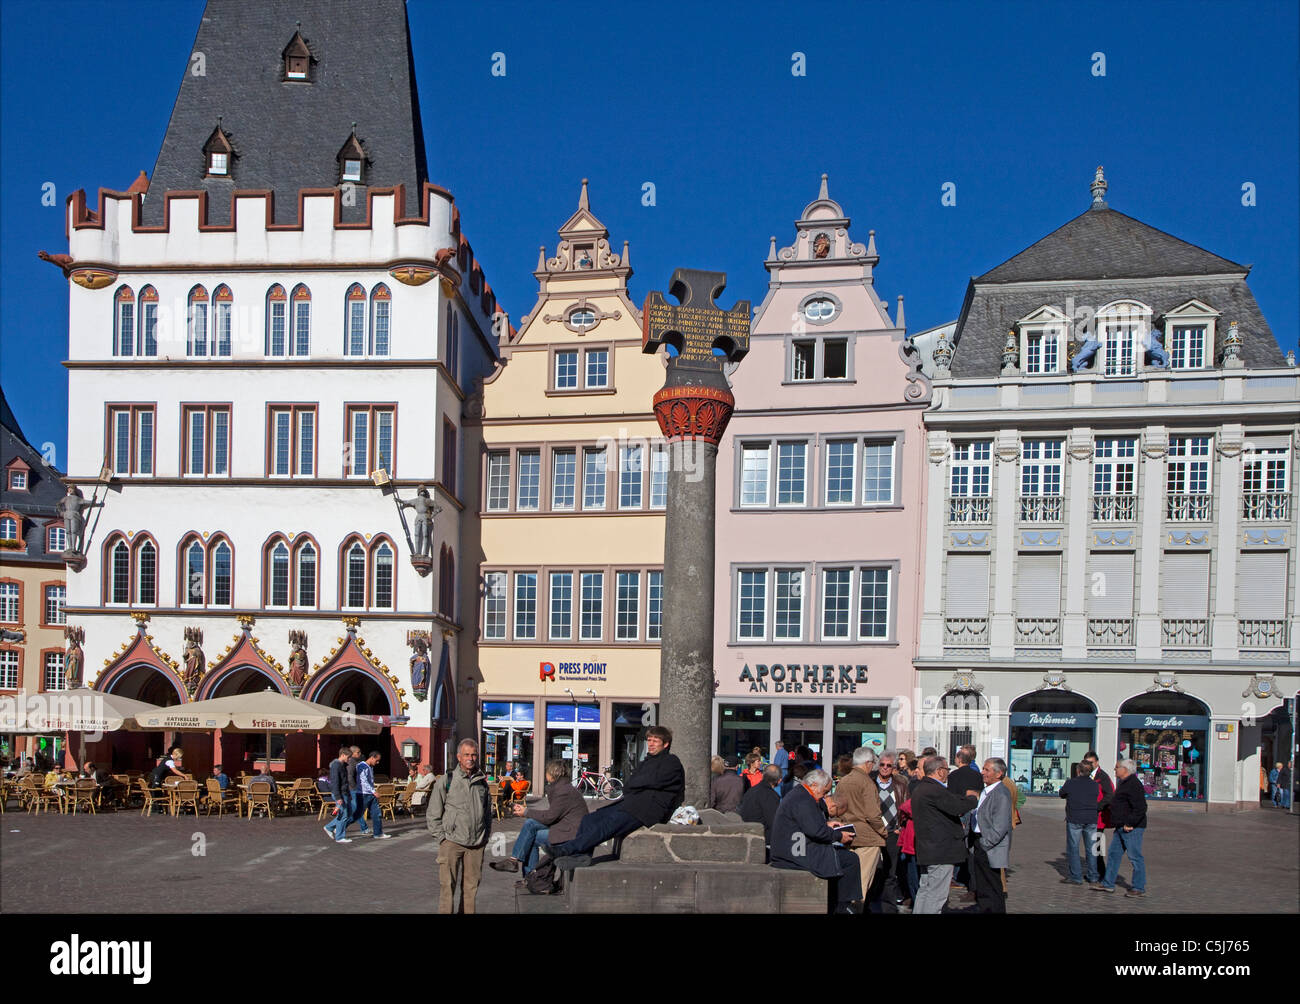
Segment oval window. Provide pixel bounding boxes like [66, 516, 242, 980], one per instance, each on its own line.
[804, 298, 835, 321]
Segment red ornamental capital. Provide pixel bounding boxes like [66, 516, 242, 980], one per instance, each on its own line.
[652, 385, 735, 445]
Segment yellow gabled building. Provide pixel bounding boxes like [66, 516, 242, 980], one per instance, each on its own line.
[459, 182, 666, 792]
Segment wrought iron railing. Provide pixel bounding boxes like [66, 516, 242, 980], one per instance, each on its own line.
[1019, 496, 1063, 522]
[1240, 493, 1290, 522]
[1162, 618, 1210, 647]
[1015, 618, 1061, 646]
[1238, 620, 1289, 649]
[944, 618, 989, 645]
[1166, 493, 1212, 521]
[1087, 618, 1134, 646]
[1092, 494, 1136, 521]
[948, 497, 991, 524]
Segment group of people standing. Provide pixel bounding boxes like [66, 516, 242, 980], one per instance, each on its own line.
[1058, 752, 1148, 896]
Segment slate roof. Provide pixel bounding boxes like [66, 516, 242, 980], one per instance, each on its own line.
[143, 0, 428, 226]
[950, 204, 1285, 378]
[977, 206, 1246, 283]
[1, 387, 65, 564]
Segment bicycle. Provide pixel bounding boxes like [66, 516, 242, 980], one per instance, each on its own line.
[574, 764, 623, 801]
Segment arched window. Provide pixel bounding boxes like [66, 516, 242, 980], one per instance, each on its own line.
[295, 540, 317, 608]
[211, 538, 233, 606]
[183, 538, 206, 605]
[134, 537, 157, 606]
[344, 540, 367, 609]
[106, 536, 130, 605]
[344, 284, 367, 356]
[138, 286, 159, 356]
[187, 285, 210, 357]
[290, 284, 311, 356]
[212, 285, 233, 357]
[370, 284, 391, 356]
[114, 286, 135, 357]
[1096, 300, 1151, 378]
[266, 285, 288, 356]
[268, 538, 290, 607]
[372, 540, 394, 610]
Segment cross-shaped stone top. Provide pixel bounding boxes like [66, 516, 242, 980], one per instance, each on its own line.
[642, 268, 750, 373]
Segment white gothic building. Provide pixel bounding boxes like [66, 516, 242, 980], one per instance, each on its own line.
[54, 0, 504, 774]
[916, 171, 1298, 811]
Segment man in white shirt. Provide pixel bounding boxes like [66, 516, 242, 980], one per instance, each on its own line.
[411, 763, 436, 807]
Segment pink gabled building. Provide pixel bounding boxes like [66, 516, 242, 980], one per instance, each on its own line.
[711, 176, 930, 765]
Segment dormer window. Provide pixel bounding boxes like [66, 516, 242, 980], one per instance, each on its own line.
[203, 124, 234, 179]
[1162, 299, 1219, 370]
[336, 131, 367, 186]
[282, 29, 313, 82]
[1096, 300, 1152, 377]
[1015, 306, 1070, 375]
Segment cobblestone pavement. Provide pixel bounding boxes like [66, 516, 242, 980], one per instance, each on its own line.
[2, 797, 1295, 913]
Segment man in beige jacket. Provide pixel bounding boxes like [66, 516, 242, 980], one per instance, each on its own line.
[828, 747, 889, 899]
[427, 739, 492, 913]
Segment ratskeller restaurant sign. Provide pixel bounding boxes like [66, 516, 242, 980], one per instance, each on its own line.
[738, 662, 869, 694]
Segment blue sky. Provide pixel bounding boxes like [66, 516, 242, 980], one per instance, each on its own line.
[2, 0, 1296, 458]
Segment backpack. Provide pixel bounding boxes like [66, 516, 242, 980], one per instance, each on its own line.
[525, 855, 559, 895]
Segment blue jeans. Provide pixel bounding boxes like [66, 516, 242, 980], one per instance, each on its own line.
[550, 805, 643, 857]
[1102, 826, 1145, 891]
[511, 818, 549, 874]
[357, 793, 383, 837]
[351, 790, 370, 833]
[900, 852, 919, 902]
[327, 798, 349, 840]
[1066, 821, 1099, 882]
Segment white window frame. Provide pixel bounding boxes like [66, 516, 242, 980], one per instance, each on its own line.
[861, 440, 895, 505]
[740, 443, 771, 507]
[1162, 300, 1218, 371]
[1096, 301, 1151, 377]
[824, 440, 856, 506]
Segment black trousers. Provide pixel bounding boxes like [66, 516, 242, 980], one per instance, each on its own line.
[829, 845, 863, 908]
[971, 841, 1006, 913]
[867, 831, 902, 905]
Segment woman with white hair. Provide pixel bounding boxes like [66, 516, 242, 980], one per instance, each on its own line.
[1093, 759, 1148, 897]
[769, 767, 863, 913]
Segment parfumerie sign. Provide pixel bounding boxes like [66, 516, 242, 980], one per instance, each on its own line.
[739, 663, 868, 694]
[1008, 712, 1098, 728]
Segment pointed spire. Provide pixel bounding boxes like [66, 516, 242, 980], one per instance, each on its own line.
[896, 295, 906, 330]
[536, 245, 546, 270]
[1090, 165, 1108, 208]
[818, 173, 829, 201]
[578, 177, 590, 212]
[768, 235, 777, 260]
[622, 240, 630, 268]
[866, 229, 878, 257]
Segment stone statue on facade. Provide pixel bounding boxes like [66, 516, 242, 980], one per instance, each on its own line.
[1222, 320, 1243, 367]
[394, 484, 441, 575]
[1070, 334, 1102, 372]
[64, 626, 84, 689]
[1143, 328, 1169, 368]
[57, 485, 103, 559]
[407, 629, 431, 702]
[182, 627, 205, 695]
[287, 630, 308, 696]
[1001, 330, 1019, 372]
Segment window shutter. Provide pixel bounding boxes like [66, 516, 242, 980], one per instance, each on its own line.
[1238, 552, 1287, 619]
[1160, 552, 1209, 618]
[1087, 553, 1134, 618]
[1015, 554, 1061, 617]
[945, 554, 990, 617]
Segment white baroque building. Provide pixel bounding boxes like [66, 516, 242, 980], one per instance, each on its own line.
[916, 171, 1298, 811]
[55, 0, 504, 775]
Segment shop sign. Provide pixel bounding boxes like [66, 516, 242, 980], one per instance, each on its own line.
[540, 660, 608, 681]
[1215, 723, 1234, 741]
[1008, 712, 1097, 728]
[738, 663, 868, 695]
[1118, 714, 1209, 731]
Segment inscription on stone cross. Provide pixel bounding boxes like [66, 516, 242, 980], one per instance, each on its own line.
[642, 269, 750, 372]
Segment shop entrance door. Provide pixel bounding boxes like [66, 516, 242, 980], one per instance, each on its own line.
[545, 703, 601, 784]
[781, 705, 826, 769]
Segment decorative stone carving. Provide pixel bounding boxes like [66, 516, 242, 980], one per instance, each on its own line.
[1142, 434, 1168, 460]
[1037, 671, 1071, 691]
[407, 630, 431, 702]
[1090, 165, 1108, 205]
[899, 338, 931, 403]
[1221, 320, 1243, 367]
[1241, 675, 1277, 700]
[1070, 335, 1101, 372]
[287, 630, 308, 696]
[1001, 330, 1019, 372]
[931, 329, 954, 375]
[1067, 435, 1094, 461]
[945, 670, 984, 694]
[182, 627, 206, 696]
[996, 439, 1020, 464]
[1143, 328, 1170, 368]
[813, 232, 831, 258]
[1145, 672, 1184, 694]
[64, 626, 85, 689]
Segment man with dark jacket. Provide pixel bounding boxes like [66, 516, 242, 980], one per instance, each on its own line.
[1082, 751, 1114, 879]
[739, 764, 782, 851]
[910, 755, 979, 914]
[1059, 763, 1100, 884]
[548, 726, 684, 861]
[1094, 758, 1148, 897]
[870, 752, 909, 906]
[707, 755, 744, 813]
[325, 746, 352, 843]
[947, 746, 980, 891]
[770, 767, 861, 913]
[490, 759, 588, 875]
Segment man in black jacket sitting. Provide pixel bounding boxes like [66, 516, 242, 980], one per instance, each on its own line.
[769, 767, 861, 913]
[547, 725, 684, 862]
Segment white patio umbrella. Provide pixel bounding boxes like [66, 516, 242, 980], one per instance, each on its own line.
[0, 688, 163, 766]
[132, 688, 381, 771]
